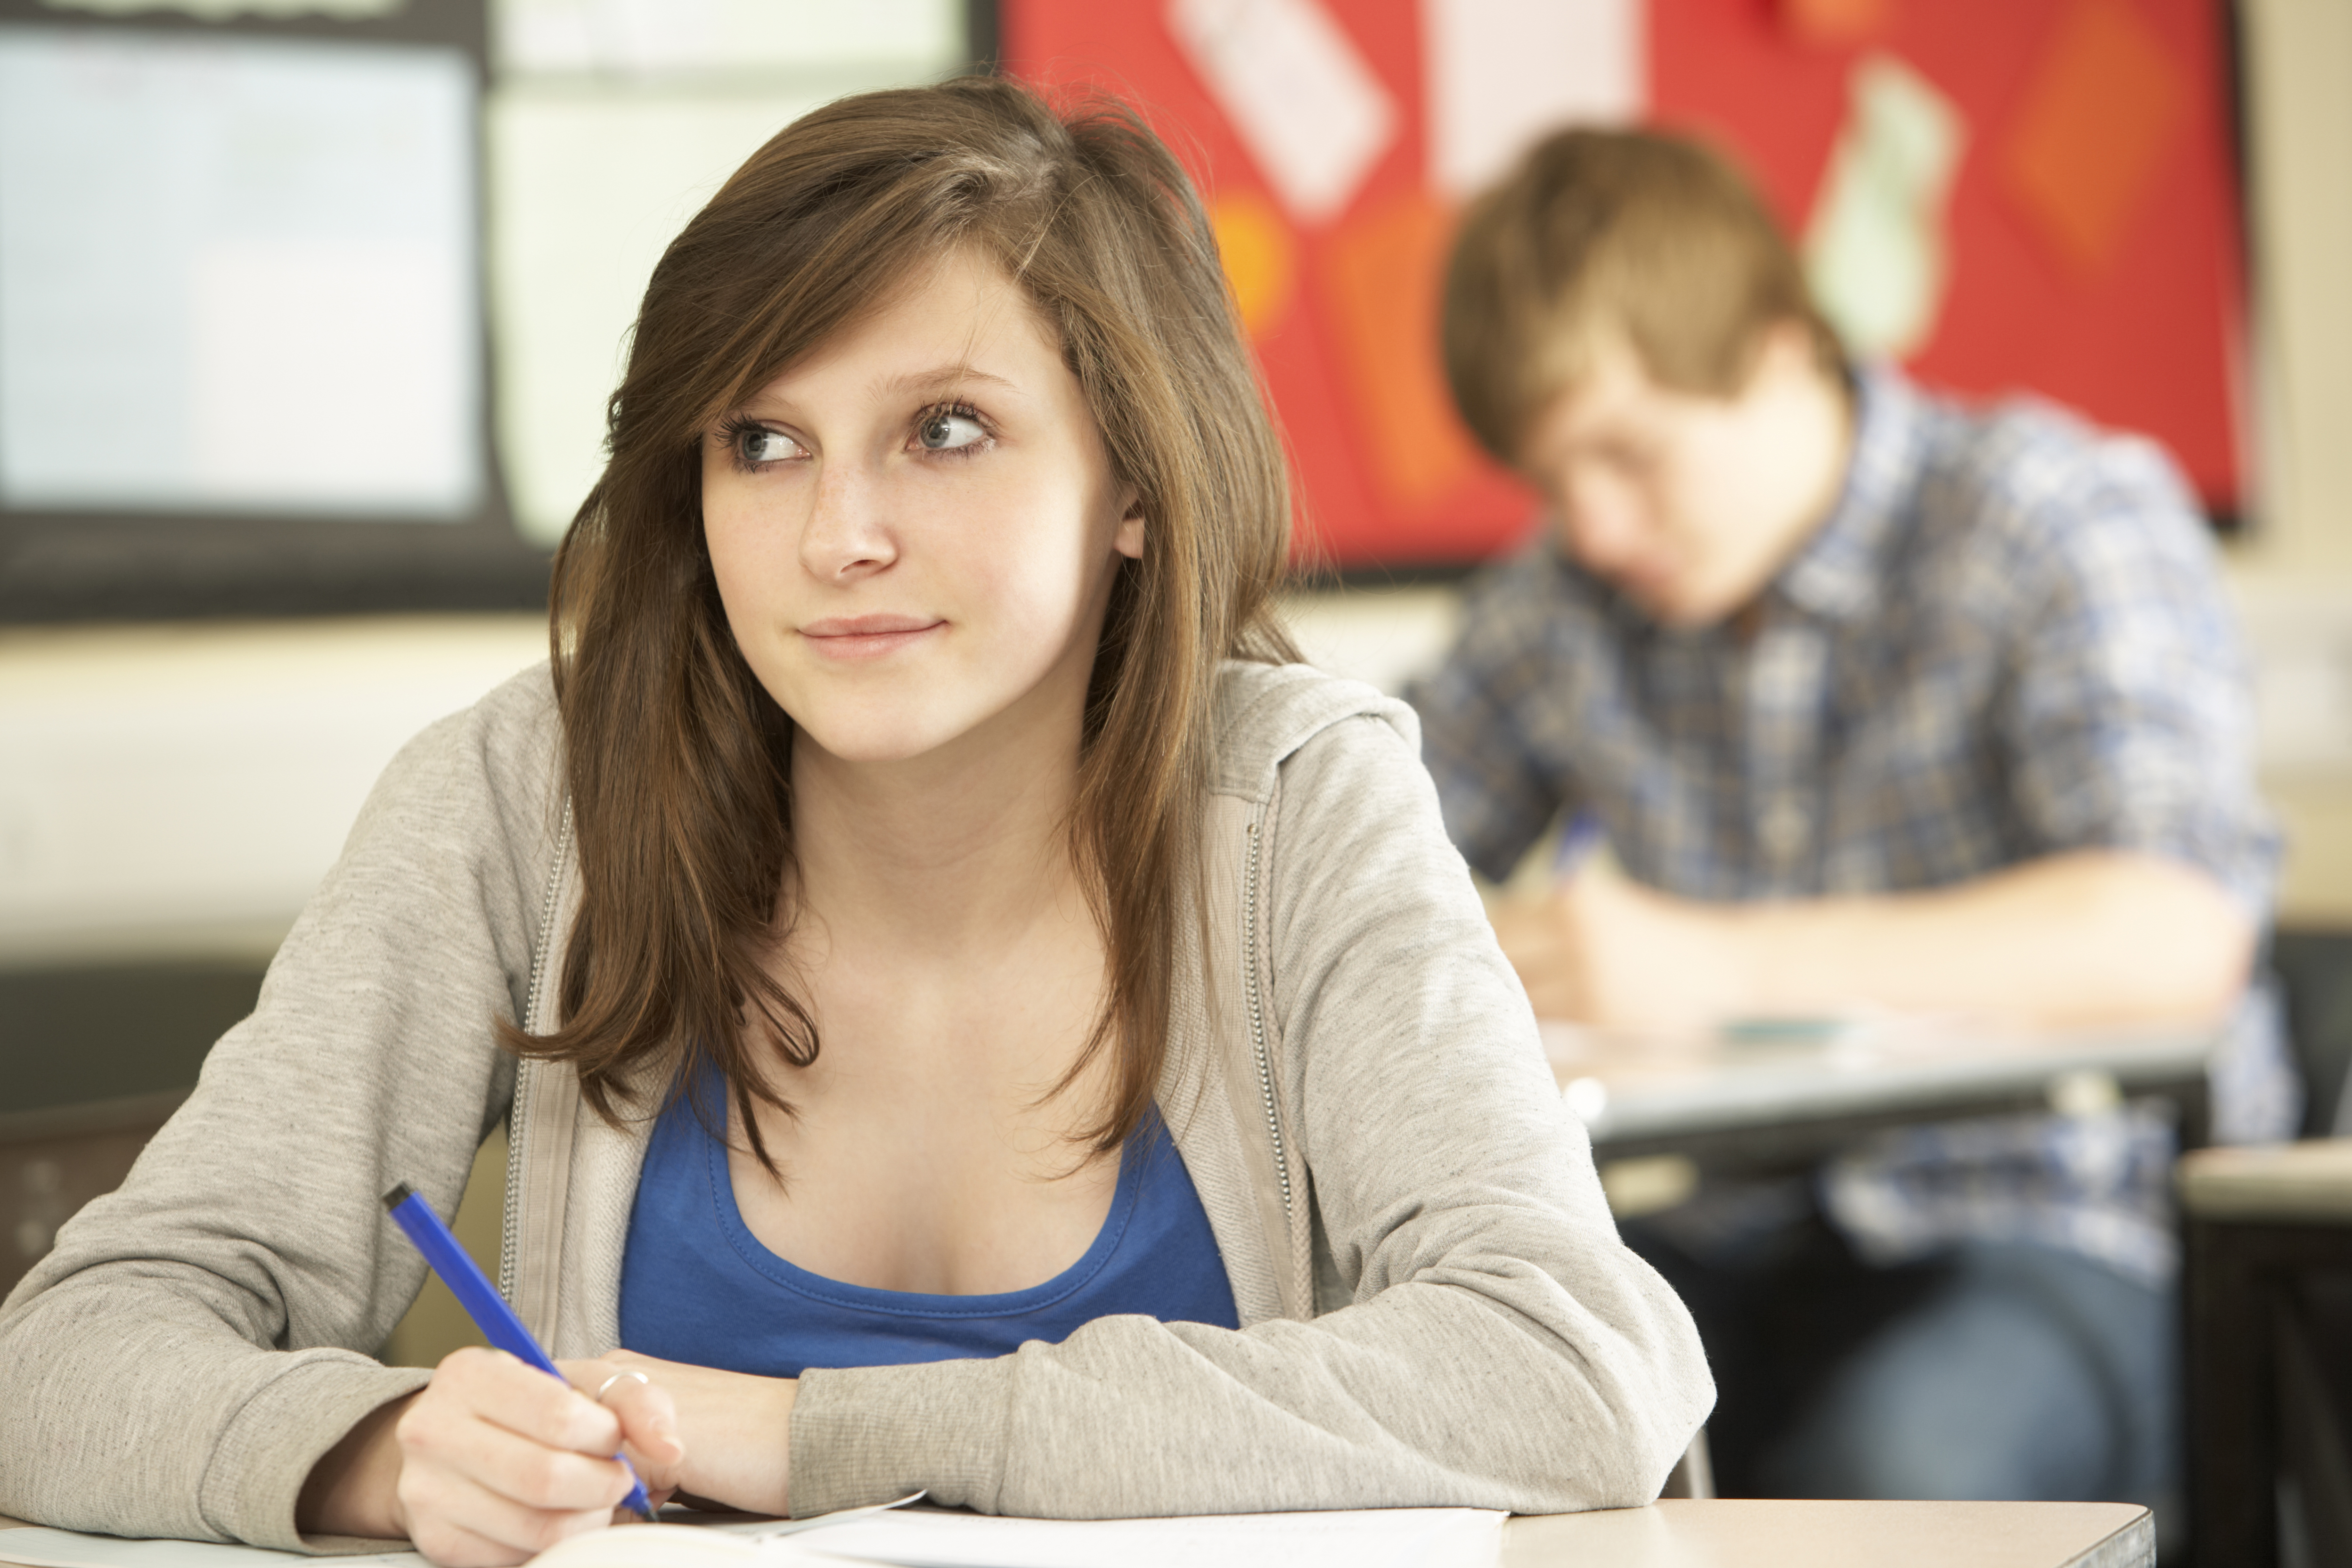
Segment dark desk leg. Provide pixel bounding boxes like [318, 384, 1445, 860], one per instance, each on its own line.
[2272, 1288, 2352, 1566]
[2186, 1218, 2275, 1568]
[2186, 1222, 2352, 1567]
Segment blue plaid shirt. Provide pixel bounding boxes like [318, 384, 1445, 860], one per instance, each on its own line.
[1414, 368, 2294, 1282]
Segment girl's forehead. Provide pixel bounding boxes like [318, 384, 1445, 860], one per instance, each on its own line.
[727, 252, 1064, 409]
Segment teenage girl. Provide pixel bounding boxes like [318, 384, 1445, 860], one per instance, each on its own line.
[0, 78, 1708, 1567]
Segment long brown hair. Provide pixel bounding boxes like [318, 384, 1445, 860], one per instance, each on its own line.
[501, 76, 1298, 1171]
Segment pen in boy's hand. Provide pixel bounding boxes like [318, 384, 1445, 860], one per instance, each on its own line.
[1554, 808, 1605, 879]
[382, 1182, 655, 1519]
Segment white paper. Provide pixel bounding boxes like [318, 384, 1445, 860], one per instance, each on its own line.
[3, 1505, 1502, 1568]
[793, 1506, 1505, 1568]
[0, 28, 481, 518]
[1801, 52, 1967, 361]
[0, 1498, 926, 1568]
[1423, 0, 1644, 199]
[1167, 0, 1397, 226]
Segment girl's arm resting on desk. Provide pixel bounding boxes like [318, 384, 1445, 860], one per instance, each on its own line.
[784, 712, 1714, 1519]
[296, 1352, 685, 1567]
[0, 673, 564, 1552]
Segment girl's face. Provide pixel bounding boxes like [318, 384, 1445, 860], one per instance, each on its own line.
[702, 250, 1143, 772]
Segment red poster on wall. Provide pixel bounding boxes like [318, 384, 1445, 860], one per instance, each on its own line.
[1002, 0, 2246, 570]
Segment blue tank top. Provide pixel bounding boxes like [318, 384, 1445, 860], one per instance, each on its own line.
[617, 1075, 1240, 1376]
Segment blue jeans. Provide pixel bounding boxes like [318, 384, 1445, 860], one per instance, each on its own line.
[1623, 1200, 2175, 1509]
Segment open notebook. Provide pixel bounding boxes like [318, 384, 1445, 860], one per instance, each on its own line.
[0, 1501, 1505, 1568]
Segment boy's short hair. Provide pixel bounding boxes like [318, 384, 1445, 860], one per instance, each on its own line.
[1441, 127, 1847, 463]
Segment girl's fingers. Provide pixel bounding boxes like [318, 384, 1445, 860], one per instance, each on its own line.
[401, 1470, 614, 1568]
[441, 1348, 626, 1456]
[400, 1354, 637, 1517]
[402, 1515, 529, 1568]
[405, 1405, 636, 1515]
[396, 1348, 652, 1567]
[607, 1379, 686, 1472]
[562, 1359, 686, 1484]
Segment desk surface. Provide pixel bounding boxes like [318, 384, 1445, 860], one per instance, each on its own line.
[1504, 1500, 2151, 1567]
[2178, 1135, 2352, 1220]
[1547, 1017, 2215, 1160]
[1, 1502, 2156, 1568]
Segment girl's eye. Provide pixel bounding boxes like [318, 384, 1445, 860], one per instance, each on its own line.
[733, 425, 805, 466]
[915, 408, 987, 453]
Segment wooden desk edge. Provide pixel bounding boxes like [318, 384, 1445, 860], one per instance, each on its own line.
[2179, 1139, 2352, 1221]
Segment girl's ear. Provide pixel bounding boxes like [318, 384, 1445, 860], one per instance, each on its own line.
[1113, 492, 1145, 560]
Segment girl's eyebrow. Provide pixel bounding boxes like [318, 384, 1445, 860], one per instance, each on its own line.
[724, 363, 1024, 424]
[875, 364, 1021, 400]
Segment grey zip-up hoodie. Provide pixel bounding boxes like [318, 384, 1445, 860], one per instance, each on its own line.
[0, 660, 1710, 1549]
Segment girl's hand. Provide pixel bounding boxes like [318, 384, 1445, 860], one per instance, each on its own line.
[298, 1347, 685, 1567]
[601, 1348, 798, 1517]
[400, 1349, 685, 1565]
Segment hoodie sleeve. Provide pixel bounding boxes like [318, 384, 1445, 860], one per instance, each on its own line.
[0, 670, 561, 1550]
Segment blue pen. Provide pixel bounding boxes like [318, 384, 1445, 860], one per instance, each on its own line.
[382, 1182, 654, 1519]
[1554, 808, 1605, 878]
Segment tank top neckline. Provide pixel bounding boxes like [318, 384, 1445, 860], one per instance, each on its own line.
[696, 1106, 1149, 1321]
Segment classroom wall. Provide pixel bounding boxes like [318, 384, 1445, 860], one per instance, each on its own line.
[2224, 0, 2352, 922]
[6, 0, 2350, 963]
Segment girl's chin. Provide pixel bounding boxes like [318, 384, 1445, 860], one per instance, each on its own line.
[778, 673, 1077, 772]
[795, 734, 950, 768]
[787, 712, 976, 769]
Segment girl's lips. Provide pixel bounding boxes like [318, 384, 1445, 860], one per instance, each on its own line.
[799, 616, 945, 661]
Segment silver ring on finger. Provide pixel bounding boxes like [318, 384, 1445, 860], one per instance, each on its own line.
[594, 1369, 652, 1403]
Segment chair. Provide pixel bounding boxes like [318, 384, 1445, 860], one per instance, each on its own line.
[1660, 1430, 1715, 1500]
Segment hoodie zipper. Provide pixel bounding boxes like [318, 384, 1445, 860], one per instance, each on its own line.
[499, 801, 572, 1302]
[1241, 817, 1291, 1226]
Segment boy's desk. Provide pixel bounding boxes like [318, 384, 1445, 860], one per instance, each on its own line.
[0, 1502, 2156, 1567]
[1548, 1017, 2218, 1174]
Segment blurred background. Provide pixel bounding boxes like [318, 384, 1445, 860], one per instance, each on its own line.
[0, 0, 2347, 1382]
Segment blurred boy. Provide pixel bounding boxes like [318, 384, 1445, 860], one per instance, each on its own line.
[1417, 128, 2293, 1508]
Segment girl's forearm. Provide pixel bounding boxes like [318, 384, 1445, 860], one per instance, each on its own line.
[296, 1392, 415, 1541]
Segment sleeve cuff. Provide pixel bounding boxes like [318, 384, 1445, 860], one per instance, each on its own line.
[790, 1356, 1011, 1518]
[199, 1353, 432, 1552]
